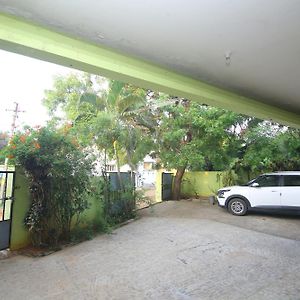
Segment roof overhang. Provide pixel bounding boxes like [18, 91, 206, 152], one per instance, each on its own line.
[0, 4, 299, 128]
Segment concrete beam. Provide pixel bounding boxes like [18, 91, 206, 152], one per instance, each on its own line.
[0, 13, 299, 128]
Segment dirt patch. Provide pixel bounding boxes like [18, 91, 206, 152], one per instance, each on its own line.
[136, 187, 156, 209]
[0, 250, 16, 260]
[17, 246, 58, 257]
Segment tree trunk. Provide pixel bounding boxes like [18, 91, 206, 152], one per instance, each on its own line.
[172, 166, 186, 200]
[171, 128, 192, 200]
[125, 149, 136, 172]
[125, 149, 137, 187]
[114, 144, 123, 191]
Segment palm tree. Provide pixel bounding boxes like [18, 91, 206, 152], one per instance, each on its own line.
[78, 80, 151, 187]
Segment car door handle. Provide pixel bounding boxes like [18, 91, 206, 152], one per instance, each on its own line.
[271, 191, 278, 192]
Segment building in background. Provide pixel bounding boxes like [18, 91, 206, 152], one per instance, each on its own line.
[94, 154, 156, 188]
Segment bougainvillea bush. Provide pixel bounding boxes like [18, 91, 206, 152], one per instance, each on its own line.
[4, 125, 92, 246]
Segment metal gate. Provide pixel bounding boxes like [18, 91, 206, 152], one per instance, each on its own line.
[108, 172, 135, 191]
[0, 171, 15, 250]
[162, 172, 173, 201]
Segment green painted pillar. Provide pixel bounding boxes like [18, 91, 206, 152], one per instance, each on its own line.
[10, 167, 31, 250]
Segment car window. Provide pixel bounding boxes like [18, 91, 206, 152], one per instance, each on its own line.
[254, 175, 280, 187]
[245, 178, 256, 186]
[283, 175, 300, 187]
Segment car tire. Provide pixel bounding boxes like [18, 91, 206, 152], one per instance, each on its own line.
[228, 198, 248, 216]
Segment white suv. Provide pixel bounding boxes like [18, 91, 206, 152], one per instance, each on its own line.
[217, 171, 300, 216]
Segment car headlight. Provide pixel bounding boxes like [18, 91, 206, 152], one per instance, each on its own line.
[217, 189, 231, 198]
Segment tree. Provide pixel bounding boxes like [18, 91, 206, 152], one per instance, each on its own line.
[43, 74, 154, 178]
[78, 80, 152, 171]
[43, 72, 300, 202]
[43, 73, 106, 120]
[239, 122, 300, 176]
[156, 100, 244, 199]
[3, 125, 92, 246]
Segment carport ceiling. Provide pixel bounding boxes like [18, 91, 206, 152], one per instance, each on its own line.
[1, 0, 300, 116]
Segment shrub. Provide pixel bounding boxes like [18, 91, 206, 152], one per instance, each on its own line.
[4, 126, 92, 246]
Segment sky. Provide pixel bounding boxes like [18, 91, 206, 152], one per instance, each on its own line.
[0, 49, 79, 133]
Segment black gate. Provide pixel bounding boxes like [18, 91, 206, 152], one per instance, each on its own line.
[0, 171, 15, 250]
[162, 172, 173, 201]
[108, 172, 135, 191]
[105, 172, 136, 222]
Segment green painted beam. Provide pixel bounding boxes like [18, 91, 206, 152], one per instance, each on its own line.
[0, 13, 299, 128]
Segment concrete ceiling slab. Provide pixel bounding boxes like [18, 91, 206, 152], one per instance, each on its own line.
[0, 0, 299, 122]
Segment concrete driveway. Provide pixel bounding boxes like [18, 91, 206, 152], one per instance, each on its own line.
[1, 200, 300, 299]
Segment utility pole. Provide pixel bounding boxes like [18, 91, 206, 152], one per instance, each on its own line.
[6, 102, 25, 140]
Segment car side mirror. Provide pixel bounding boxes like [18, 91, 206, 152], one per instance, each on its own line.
[251, 182, 259, 187]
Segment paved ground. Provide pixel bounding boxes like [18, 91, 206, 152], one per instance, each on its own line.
[1, 200, 300, 299]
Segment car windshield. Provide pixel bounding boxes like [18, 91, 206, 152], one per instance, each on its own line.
[244, 176, 260, 186]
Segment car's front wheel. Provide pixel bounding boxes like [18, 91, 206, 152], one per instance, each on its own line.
[228, 198, 247, 216]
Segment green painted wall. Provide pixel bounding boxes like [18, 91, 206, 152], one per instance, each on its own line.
[0, 13, 299, 128]
[10, 167, 31, 250]
[77, 195, 103, 228]
[181, 171, 224, 197]
[155, 169, 223, 200]
[9, 168, 104, 250]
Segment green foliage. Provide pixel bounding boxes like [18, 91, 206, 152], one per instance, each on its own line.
[42, 71, 300, 200]
[222, 170, 239, 186]
[236, 123, 300, 176]
[82, 173, 137, 227]
[106, 189, 136, 224]
[43, 74, 154, 172]
[78, 80, 152, 171]
[0, 131, 8, 151]
[71, 224, 95, 242]
[3, 125, 92, 246]
[157, 102, 243, 171]
[43, 73, 107, 120]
